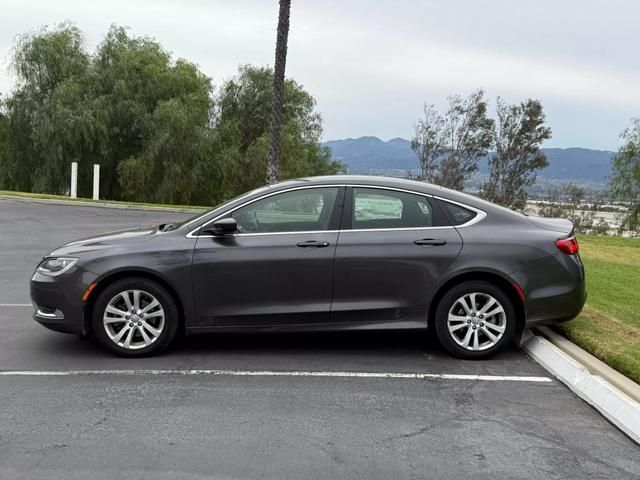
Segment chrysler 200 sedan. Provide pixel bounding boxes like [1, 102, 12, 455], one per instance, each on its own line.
[30, 176, 586, 358]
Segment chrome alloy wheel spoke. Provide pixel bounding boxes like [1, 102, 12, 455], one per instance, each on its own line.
[103, 289, 165, 350]
[447, 292, 507, 351]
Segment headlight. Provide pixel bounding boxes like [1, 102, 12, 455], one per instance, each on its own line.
[36, 257, 78, 277]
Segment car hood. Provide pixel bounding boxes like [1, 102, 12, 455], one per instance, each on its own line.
[48, 226, 158, 256]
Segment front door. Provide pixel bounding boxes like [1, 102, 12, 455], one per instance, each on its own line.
[192, 186, 344, 327]
[331, 186, 462, 324]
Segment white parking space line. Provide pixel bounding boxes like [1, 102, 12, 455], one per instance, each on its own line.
[0, 304, 31, 307]
[0, 369, 553, 382]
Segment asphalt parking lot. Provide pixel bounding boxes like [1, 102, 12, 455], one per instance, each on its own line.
[1, 197, 638, 479]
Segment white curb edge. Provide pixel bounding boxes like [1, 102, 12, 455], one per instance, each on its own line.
[522, 330, 640, 444]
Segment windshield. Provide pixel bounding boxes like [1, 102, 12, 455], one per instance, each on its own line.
[174, 185, 273, 230]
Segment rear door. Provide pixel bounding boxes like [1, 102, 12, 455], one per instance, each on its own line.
[331, 186, 462, 324]
[192, 186, 344, 327]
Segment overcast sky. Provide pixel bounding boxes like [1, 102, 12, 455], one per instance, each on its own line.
[1, 0, 638, 150]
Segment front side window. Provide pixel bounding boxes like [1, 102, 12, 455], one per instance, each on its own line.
[351, 188, 446, 229]
[232, 187, 339, 233]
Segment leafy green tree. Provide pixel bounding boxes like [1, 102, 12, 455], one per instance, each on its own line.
[537, 183, 596, 233]
[0, 24, 340, 205]
[610, 118, 640, 233]
[213, 65, 343, 202]
[481, 98, 552, 210]
[94, 26, 214, 202]
[0, 23, 92, 194]
[0, 105, 7, 174]
[410, 103, 445, 181]
[411, 90, 493, 190]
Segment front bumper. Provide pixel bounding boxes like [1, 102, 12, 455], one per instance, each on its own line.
[30, 273, 86, 335]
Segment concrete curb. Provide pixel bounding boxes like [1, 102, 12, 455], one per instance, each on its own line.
[0, 194, 206, 214]
[536, 326, 640, 403]
[522, 329, 640, 444]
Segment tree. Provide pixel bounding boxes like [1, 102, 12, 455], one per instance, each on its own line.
[481, 98, 551, 210]
[267, 0, 292, 185]
[0, 23, 340, 205]
[0, 23, 92, 195]
[214, 65, 343, 202]
[92, 26, 214, 201]
[410, 103, 445, 181]
[411, 90, 493, 190]
[610, 118, 640, 233]
[0, 105, 7, 175]
[537, 183, 596, 233]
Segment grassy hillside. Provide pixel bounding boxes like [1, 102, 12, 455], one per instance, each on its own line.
[557, 235, 640, 383]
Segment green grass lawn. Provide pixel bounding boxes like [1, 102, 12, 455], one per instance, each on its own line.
[556, 235, 640, 384]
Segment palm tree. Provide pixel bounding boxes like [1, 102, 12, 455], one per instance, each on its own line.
[266, 0, 291, 184]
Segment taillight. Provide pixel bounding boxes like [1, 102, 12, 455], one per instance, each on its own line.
[555, 236, 579, 255]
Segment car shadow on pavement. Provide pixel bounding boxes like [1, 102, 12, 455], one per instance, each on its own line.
[8, 320, 524, 369]
[172, 329, 431, 354]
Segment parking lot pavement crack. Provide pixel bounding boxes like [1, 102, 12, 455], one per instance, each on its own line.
[470, 414, 639, 478]
[515, 445, 638, 479]
[92, 416, 108, 428]
[378, 415, 459, 444]
[470, 413, 567, 448]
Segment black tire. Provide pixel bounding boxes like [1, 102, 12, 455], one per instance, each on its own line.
[434, 281, 517, 360]
[91, 277, 179, 357]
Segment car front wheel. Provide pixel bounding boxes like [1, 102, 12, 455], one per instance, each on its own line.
[434, 281, 517, 359]
[91, 277, 179, 357]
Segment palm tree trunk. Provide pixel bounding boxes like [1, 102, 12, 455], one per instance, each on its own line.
[266, 0, 291, 184]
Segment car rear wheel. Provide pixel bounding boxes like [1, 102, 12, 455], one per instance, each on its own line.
[92, 277, 179, 357]
[434, 281, 516, 359]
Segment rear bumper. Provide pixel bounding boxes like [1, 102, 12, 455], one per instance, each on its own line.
[513, 253, 587, 327]
[30, 273, 85, 335]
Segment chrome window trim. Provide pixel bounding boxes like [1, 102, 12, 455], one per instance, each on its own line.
[340, 225, 455, 233]
[187, 183, 487, 238]
[347, 184, 437, 197]
[207, 230, 341, 238]
[433, 195, 487, 228]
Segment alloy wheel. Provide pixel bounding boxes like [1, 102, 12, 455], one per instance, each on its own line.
[446, 292, 506, 351]
[103, 289, 165, 350]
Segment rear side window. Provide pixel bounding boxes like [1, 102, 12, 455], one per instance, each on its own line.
[351, 188, 449, 229]
[441, 202, 477, 226]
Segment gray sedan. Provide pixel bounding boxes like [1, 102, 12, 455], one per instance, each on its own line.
[30, 176, 586, 358]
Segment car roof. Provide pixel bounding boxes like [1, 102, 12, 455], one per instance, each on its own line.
[180, 175, 527, 232]
[292, 175, 479, 207]
[288, 175, 529, 222]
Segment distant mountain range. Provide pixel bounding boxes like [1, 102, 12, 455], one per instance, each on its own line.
[323, 136, 616, 184]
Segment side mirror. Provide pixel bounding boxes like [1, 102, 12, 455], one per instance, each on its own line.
[201, 217, 238, 236]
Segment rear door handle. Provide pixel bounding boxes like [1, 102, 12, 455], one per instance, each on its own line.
[297, 240, 330, 248]
[414, 238, 447, 246]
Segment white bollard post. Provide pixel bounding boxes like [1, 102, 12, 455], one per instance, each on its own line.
[92, 164, 100, 200]
[70, 162, 78, 198]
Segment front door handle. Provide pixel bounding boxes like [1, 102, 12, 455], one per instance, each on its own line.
[414, 238, 447, 246]
[297, 240, 330, 248]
